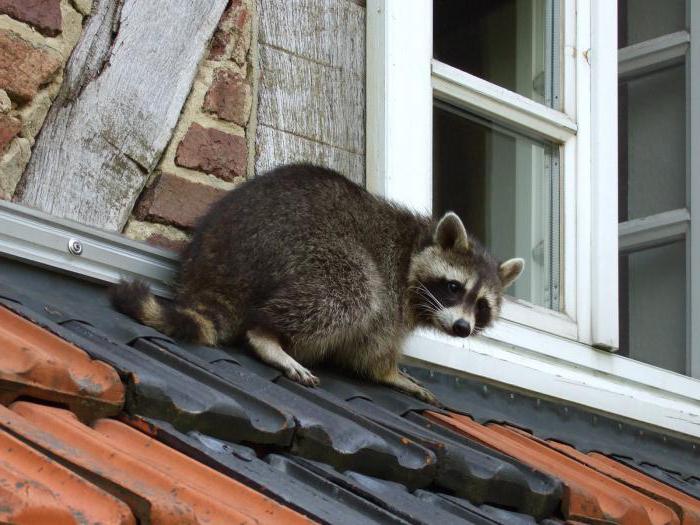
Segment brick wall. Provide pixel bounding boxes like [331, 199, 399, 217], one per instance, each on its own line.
[124, 0, 255, 252]
[0, 0, 365, 253]
[0, 0, 87, 199]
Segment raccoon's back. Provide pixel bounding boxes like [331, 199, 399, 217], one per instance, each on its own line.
[179, 164, 428, 299]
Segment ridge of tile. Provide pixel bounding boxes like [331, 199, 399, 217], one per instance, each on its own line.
[282, 456, 477, 525]
[0, 429, 136, 525]
[403, 365, 700, 480]
[428, 412, 680, 525]
[0, 306, 124, 420]
[345, 397, 563, 519]
[0, 300, 296, 446]
[156, 341, 438, 489]
[1, 402, 316, 525]
[124, 414, 411, 525]
[547, 442, 700, 525]
[612, 459, 700, 500]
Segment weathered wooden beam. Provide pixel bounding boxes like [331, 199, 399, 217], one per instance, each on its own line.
[17, 0, 228, 231]
[255, 0, 365, 182]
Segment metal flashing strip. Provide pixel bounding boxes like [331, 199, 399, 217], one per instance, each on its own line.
[0, 200, 178, 298]
[403, 365, 700, 480]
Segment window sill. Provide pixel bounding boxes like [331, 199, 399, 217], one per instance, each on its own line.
[403, 323, 700, 439]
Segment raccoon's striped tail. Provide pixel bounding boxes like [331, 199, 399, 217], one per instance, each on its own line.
[109, 280, 218, 345]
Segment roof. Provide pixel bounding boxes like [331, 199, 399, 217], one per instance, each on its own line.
[0, 255, 698, 525]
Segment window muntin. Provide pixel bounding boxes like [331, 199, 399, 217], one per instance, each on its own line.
[433, 102, 561, 309]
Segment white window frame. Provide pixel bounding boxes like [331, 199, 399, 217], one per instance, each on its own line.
[617, 2, 700, 379]
[367, 0, 700, 438]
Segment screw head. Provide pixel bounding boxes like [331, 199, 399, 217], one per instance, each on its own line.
[67, 238, 83, 256]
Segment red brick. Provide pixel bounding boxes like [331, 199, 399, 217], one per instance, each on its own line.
[203, 69, 251, 125]
[0, 0, 62, 37]
[0, 30, 61, 102]
[175, 123, 246, 181]
[208, 0, 251, 63]
[136, 172, 227, 229]
[0, 114, 20, 153]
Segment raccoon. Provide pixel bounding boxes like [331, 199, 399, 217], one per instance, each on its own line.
[111, 164, 523, 404]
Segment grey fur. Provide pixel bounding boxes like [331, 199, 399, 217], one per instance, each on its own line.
[112, 164, 523, 404]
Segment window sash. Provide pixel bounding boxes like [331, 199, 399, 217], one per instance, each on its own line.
[617, 1, 700, 378]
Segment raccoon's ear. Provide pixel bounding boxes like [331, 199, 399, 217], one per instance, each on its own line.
[435, 212, 470, 252]
[499, 258, 525, 289]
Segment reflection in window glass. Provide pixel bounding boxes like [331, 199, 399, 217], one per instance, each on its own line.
[619, 242, 686, 374]
[433, 0, 560, 108]
[619, 65, 686, 221]
[618, 0, 685, 47]
[433, 102, 560, 310]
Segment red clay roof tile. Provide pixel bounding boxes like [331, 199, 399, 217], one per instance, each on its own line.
[0, 428, 135, 525]
[547, 441, 700, 525]
[0, 306, 124, 419]
[1, 401, 317, 525]
[427, 411, 680, 525]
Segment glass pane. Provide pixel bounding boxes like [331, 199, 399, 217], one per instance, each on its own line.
[433, 102, 560, 310]
[619, 0, 686, 48]
[619, 65, 686, 221]
[434, 0, 560, 108]
[620, 242, 686, 374]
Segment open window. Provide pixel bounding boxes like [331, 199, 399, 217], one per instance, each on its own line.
[366, 1, 700, 436]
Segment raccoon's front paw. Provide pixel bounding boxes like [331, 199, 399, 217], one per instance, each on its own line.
[412, 385, 441, 406]
[285, 362, 320, 387]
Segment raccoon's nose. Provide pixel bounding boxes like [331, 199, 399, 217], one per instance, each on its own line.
[452, 319, 471, 338]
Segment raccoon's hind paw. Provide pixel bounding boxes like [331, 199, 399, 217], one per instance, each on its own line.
[284, 361, 320, 387]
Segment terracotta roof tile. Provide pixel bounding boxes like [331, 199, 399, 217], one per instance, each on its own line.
[0, 428, 135, 525]
[0, 306, 124, 420]
[547, 441, 700, 525]
[1, 401, 317, 525]
[427, 411, 681, 525]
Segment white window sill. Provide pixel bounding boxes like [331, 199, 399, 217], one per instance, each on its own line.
[403, 323, 700, 439]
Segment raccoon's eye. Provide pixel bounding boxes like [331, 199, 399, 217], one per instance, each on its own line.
[447, 280, 463, 294]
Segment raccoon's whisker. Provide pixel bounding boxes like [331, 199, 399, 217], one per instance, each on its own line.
[416, 281, 445, 311]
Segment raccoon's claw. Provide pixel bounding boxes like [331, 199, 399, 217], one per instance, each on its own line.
[412, 385, 441, 406]
[285, 362, 320, 387]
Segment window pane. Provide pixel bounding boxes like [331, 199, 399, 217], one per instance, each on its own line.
[619, 65, 686, 221]
[619, 242, 686, 374]
[619, 0, 685, 48]
[433, 102, 560, 310]
[434, 0, 560, 108]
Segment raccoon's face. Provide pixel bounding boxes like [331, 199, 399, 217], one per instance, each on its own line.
[408, 212, 524, 338]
